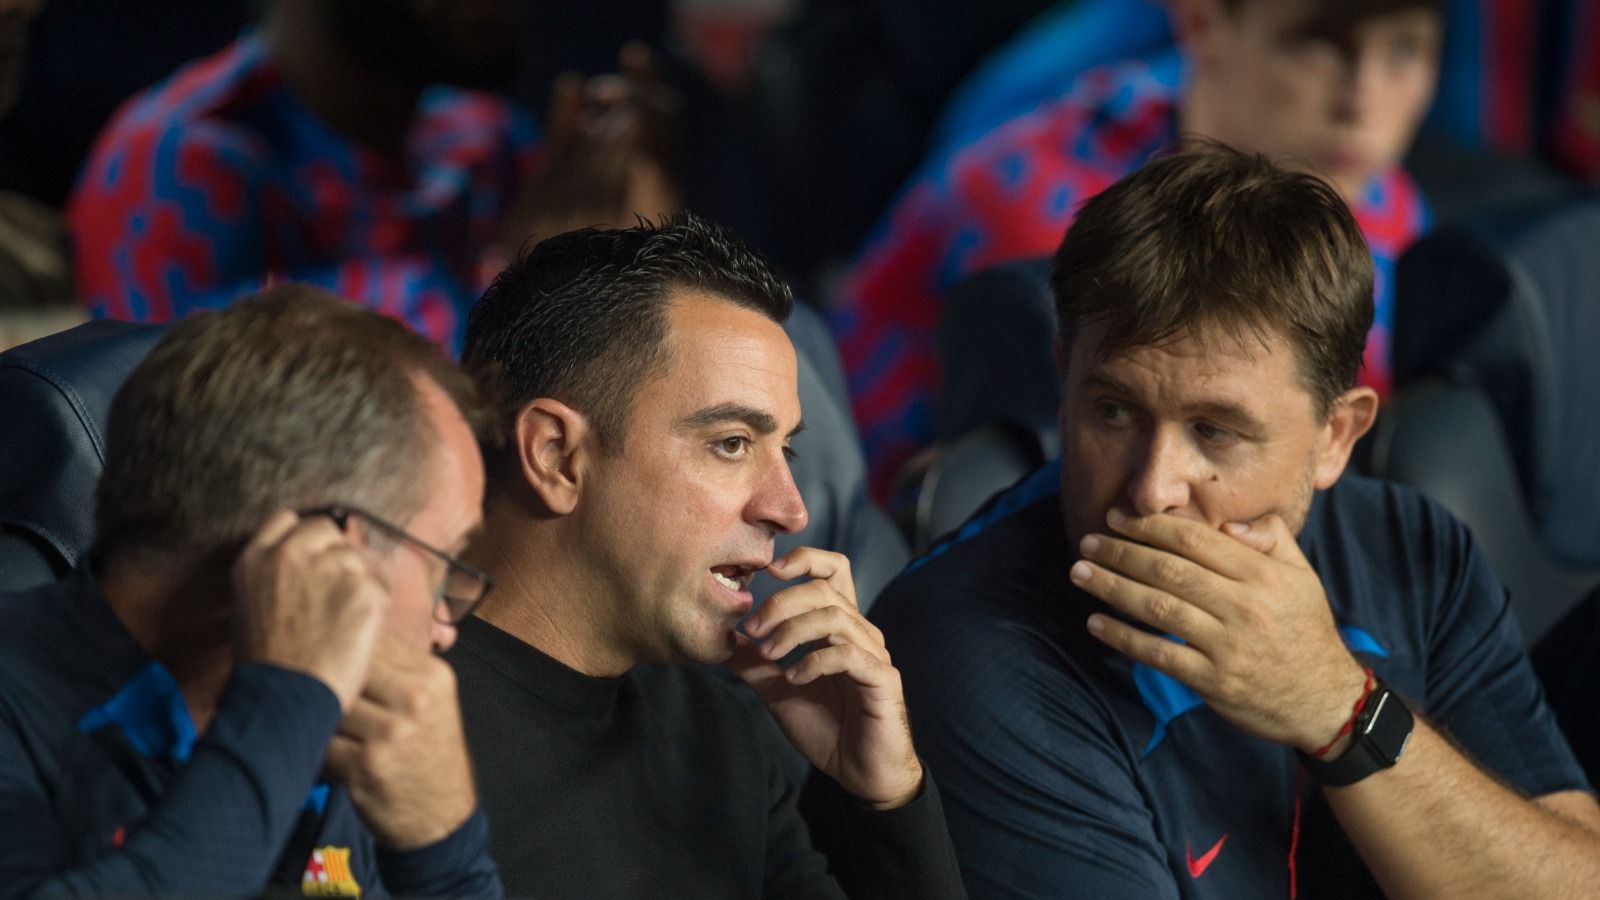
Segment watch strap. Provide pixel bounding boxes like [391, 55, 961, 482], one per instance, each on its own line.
[1299, 681, 1414, 787]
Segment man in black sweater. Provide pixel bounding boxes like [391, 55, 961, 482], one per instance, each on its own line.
[450, 213, 964, 897]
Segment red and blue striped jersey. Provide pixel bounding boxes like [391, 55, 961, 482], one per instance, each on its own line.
[68, 35, 540, 351]
[1552, 0, 1600, 180]
[836, 52, 1429, 498]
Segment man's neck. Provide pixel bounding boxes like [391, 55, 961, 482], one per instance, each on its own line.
[260, 4, 421, 160]
[99, 560, 235, 732]
[470, 505, 640, 678]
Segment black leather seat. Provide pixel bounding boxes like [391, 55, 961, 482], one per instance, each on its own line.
[1365, 379, 1600, 645]
[0, 320, 167, 592]
[936, 256, 1058, 450]
[885, 257, 1057, 552]
[1375, 194, 1600, 645]
[1392, 193, 1600, 567]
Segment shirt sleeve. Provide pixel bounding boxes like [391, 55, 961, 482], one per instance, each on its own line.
[0, 663, 343, 898]
[796, 766, 967, 900]
[1412, 503, 1591, 798]
[375, 806, 503, 898]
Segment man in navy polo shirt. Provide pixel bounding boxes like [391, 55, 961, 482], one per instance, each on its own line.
[0, 286, 501, 896]
[871, 147, 1600, 897]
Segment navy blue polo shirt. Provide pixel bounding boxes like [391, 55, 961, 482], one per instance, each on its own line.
[872, 463, 1589, 898]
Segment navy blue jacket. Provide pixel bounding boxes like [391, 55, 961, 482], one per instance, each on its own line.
[0, 568, 501, 897]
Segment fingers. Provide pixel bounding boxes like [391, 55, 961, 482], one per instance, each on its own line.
[1222, 514, 1310, 568]
[1077, 533, 1233, 621]
[236, 510, 343, 576]
[1085, 613, 1213, 685]
[240, 509, 301, 556]
[351, 638, 456, 712]
[1070, 551, 1224, 650]
[752, 604, 890, 665]
[764, 546, 857, 608]
[782, 641, 900, 690]
[1103, 509, 1259, 581]
[325, 733, 361, 782]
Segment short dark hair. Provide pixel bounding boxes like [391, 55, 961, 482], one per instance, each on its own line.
[1052, 144, 1374, 416]
[462, 212, 793, 457]
[96, 284, 494, 572]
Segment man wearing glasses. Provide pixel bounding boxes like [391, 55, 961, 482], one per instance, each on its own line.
[0, 286, 503, 896]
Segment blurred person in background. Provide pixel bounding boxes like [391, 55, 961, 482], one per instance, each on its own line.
[68, 0, 678, 351]
[834, 0, 1443, 498]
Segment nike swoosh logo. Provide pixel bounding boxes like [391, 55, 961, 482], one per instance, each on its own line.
[1186, 832, 1229, 878]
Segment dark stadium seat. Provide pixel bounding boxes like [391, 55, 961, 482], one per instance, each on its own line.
[1374, 194, 1600, 645]
[1365, 379, 1600, 646]
[883, 257, 1057, 553]
[1392, 193, 1600, 569]
[0, 320, 166, 592]
[936, 256, 1058, 450]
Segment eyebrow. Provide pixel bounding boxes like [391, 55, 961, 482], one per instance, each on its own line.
[679, 402, 805, 440]
[1082, 369, 1269, 435]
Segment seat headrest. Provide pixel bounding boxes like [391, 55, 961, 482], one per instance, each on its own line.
[0, 320, 168, 574]
[1394, 194, 1600, 566]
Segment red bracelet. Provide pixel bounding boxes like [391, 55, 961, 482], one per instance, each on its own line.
[1309, 667, 1376, 759]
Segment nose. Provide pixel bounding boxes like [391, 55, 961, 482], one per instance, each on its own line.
[1332, 51, 1384, 127]
[1123, 426, 1195, 517]
[748, 451, 810, 536]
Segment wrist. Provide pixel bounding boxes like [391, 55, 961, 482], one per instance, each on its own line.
[1297, 663, 1375, 757]
[861, 759, 926, 812]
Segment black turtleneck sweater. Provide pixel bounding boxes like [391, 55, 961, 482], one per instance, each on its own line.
[447, 616, 965, 899]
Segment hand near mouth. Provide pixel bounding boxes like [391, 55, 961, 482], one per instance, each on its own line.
[726, 546, 925, 810]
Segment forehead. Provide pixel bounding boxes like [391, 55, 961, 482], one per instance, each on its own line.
[1068, 322, 1319, 422]
[641, 290, 799, 421]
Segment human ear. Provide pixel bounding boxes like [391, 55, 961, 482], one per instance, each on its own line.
[1313, 387, 1379, 489]
[513, 398, 593, 516]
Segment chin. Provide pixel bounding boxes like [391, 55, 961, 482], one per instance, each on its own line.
[675, 626, 739, 666]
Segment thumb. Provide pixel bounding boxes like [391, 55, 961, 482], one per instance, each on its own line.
[726, 632, 787, 700]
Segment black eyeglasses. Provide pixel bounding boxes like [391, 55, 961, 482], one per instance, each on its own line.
[302, 505, 492, 625]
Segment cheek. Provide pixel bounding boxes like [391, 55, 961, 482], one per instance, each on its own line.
[1062, 417, 1132, 502]
[1188, 473, 1254, 526]
[382, 561, 439, 644]
[1378, 73, 1434, 138]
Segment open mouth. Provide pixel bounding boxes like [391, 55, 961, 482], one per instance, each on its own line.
[710, 564, 757, 592]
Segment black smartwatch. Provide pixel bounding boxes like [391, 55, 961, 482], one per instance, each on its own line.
[1299, 679, 1414, 787]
